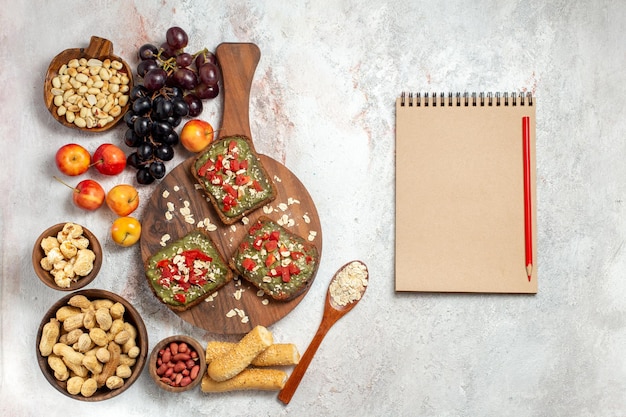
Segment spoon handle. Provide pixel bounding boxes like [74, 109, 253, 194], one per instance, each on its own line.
[277, 308, 339, 404]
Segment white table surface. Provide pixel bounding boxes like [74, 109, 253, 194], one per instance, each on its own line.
[1, 1, 625, 416]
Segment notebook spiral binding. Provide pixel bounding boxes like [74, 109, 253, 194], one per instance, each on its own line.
[400, 91, 533, 107]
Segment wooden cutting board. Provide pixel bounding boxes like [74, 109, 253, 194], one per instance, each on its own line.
[140, 43, 323, 334]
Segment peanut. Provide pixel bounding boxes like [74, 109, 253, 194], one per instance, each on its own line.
[80, 378, 98, 397]
[39, 318, 60, 356]
[66, 376, 85, 395]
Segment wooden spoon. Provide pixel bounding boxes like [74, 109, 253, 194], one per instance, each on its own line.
[277, 260, 369, 404]
[43, 36, 133, 132]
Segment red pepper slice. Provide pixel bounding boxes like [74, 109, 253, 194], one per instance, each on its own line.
[198, 159, 215, 177]
[252, 180, 263, 192]
[228, 140, 238, 152]
[269, 231, 280, 241]
[265, 253, 276, 267]
[235, 174, 251, 186]
[240, 160, 249, 170]
[253, 237, 264, 250]
[264, 240, 278, 252]
[248, 221, 263, 235]
[173, 293, 186, 304]
[291, 251, 303, 260]
[209, 172, 223, 185]
[215, 154, 224, 172]
[231, 159, 240, 172]
[281, 266, 291, 283]
[288, 263, 301, 275]
[241, 258, 256, 271]
[223, 183, 237, 198]
[223, 194, 236, 211]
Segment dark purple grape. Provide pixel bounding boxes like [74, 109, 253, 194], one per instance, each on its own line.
[171, 98, 189, 117]
[172, 68, 198, 90]
[133, 117, 152, 137]
[130, 85, 148, 101]
[176, 52, 193, 68]
[137, 142, 154, 161]
[155, 144, 174, 161]
[137, 59, 159, 77]
[127, 152, 144, 168]
[183, 94, 203, 117]
[136, 167, 155, 184]
[162, 131, 179, 146]
[123, 110, 137, 128]
[143, 68, 168, 91]
[169, 86, 184, 98]
[166, 115, 182, 127]
[152, 97, 173, 120]
[132, 96, 152, 115]
[138, 43, 159, 60]
[198, 62, 220, 86]
[152, 120, 173, 138]
[124, 129, 143, 147]
[195, 82, 219, 99]
[195, 50, 216, 68]
[159, 42, 176, 59]
[149, 161, 167, 179]
[166, 27, 188, 50]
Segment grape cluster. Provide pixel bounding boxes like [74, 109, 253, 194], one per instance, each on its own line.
[125, 27, 221, 184]
[124, 85, 187, 184]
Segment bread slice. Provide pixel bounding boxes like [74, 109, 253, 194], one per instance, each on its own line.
[191, 135, 277, 225]
[230, 216, 319, 301]
[144, 229, 233, 311]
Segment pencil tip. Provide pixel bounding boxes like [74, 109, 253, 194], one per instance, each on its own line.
[526, 264, 533, 281]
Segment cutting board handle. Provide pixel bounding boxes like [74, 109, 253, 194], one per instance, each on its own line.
[215, 42, 261, 139]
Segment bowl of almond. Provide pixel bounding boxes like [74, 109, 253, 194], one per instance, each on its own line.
[32, 222, 102, 291]
[36, 289, 148, 401]
[43, 36, 133, 132]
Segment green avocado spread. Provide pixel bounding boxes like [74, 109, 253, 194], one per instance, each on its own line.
[233, 218, 318, 299]
[145, 230, 230, 308]
[193, 136, 275, 218]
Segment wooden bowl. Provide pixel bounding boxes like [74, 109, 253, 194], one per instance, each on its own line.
[43, 36, 133, 132]
[36, 289, 148, 401]
[149, 335, 206, 393]
[32, 222, 102, 291]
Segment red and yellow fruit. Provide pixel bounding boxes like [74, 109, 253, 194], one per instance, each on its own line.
[180, 119, 214, 152]
[55, 143, 91, 176]
[106, 184, 140, 216]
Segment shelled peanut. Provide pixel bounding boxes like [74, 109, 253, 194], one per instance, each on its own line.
[38, 294, 141, 397]
[49, 57, 130, 129]
[155, 341, 201, 388]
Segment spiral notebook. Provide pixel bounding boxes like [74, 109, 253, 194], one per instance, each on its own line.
[395, 92, 537, 293]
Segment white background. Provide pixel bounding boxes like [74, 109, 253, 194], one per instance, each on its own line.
[1, 1, 624, 416]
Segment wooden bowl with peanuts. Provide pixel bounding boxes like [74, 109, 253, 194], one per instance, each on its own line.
[36, 289, 148, 401]
[43, 36, 133, 132]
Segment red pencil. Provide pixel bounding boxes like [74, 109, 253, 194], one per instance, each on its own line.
[523, 116, 533, 281]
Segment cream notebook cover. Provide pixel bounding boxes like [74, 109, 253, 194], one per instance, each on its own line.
[395, 92, 537, 293]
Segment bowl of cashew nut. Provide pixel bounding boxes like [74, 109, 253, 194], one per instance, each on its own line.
[32, 222, 103, 291]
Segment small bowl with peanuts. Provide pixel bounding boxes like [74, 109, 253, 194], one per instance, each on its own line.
[32, 222, 103, 291]
[43, 36, 133, 132]
[36, 289, 148, 401]
[149, 335, 207, 392]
